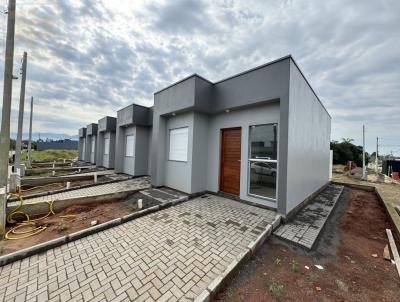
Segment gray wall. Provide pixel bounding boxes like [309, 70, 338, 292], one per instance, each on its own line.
[135, 126, 151, 176]
[285, 60, 331, 213]
[164, 112, 194, 192]
[78, 128, 86, 161]
[78, 137, 85, 160]
[122, 125, 136, 176]
[96, 131, 116, 168]
[205, 103, 280, 208]
[85, 134, 97, 164]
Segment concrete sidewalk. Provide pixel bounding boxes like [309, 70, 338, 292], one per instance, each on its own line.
[0, 194, 276, 301]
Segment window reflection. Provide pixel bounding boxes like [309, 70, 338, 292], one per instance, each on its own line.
[248, 124, 278, 200]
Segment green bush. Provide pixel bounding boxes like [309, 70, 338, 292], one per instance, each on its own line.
[330, 138, 369, 167]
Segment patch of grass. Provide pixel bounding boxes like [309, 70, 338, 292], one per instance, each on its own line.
[274, 257, 282, 266]
[289, 259, 299, 272]
[335, 279, 349, 292]
[21, 149, 78, 162]
[269, 279, 283, 300]
[57, 220, 69, 232]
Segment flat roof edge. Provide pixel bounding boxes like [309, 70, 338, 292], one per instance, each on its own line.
[214, 55, 292, 84]
[289, 57, 331, 119]
[154, 74, 213, 95]
[117, 103, 152, 113]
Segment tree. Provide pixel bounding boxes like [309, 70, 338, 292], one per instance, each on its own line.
[331, 140, 369, 166]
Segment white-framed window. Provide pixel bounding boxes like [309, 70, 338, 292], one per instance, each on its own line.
[125, 135, 135, 157]
[104, 138, 110, 155]
[248, 123, 278, 200]
[169, 127, 188, 162]
[91, 137, 95, 153]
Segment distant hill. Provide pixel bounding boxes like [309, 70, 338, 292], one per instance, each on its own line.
[10, 132, 79, 141]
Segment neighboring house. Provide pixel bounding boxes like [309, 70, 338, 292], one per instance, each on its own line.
[382, 159, 400, 177]
[85, 123, 98, 164]
[78, 128, 86, 161]
[150, 55, 331, 216]
[36, 140, 78, 151]
[96, 116, 117, 169]
[114, 104, 153, 176]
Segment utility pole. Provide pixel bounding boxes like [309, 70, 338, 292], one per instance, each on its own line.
[362, 125, 366, 180]
[375, 137, 379, 174]
[0, 0, 16, 236]
[14, 52, 28, 174]
[27, 97, 33, 168]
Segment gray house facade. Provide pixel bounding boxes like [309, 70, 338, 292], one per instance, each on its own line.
[114, 104, 153, 176]
[85, 123, 98, 164]
[151, 55, 331, 216]
[96, 116, 117, 169]
[78, 128, 86, 161]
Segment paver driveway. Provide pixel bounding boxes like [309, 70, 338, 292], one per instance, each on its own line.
[0, 194, 276, 302]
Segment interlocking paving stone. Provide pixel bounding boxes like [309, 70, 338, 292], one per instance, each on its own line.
[0, 194, 275, 301]
[273, 184, 344, 249]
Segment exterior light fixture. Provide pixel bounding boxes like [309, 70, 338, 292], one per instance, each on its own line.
[225, 109, 230, 113]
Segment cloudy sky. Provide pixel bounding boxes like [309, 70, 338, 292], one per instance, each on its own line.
[0, 0, 399, 155]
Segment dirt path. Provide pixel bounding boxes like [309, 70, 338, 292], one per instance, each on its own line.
[216, 187, 400, 301]
[0, 192, 159, 256]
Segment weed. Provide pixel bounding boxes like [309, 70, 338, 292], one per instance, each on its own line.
[269, 279, 283, 300]
[289, 259, 299, 272]
[274, 257, 282, 266]
[57, 220, 69, 232]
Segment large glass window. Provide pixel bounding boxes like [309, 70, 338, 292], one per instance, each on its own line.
[104, 138, 110, 155]
[248, 124, 278, 200]
[125, 135, 135, 157]
[169, 127, 188, 162]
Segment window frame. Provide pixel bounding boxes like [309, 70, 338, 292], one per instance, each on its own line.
[168, 127, 189, 162]
[91, 136, 96, 154]
[125, 134, 135, 157]
[104, 137, 110, 155]
[247, 123, 278, 201]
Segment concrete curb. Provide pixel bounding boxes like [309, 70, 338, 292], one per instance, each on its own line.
[8, 175, 141, 203]
[196, 219, 280, 302]
[0, 195, 189, 267]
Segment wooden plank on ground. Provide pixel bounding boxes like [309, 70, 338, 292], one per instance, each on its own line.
[383, 244, 391, 261]
[386, 228, 400, 279]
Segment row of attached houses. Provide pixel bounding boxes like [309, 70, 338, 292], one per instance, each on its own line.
[78, 55, 331, 216]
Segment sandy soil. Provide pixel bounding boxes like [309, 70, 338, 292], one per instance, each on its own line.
[216, 188, 400, 302]
[0, 192, 159, 256]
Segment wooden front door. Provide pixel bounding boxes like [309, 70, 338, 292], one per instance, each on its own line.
[220, 128, 241, 195]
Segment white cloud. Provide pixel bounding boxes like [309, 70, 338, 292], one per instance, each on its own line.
[0, 0, 398, 154]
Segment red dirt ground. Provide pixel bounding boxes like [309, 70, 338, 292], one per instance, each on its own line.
[216, 188, 400, 301]
[0, 199, 137, 256]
